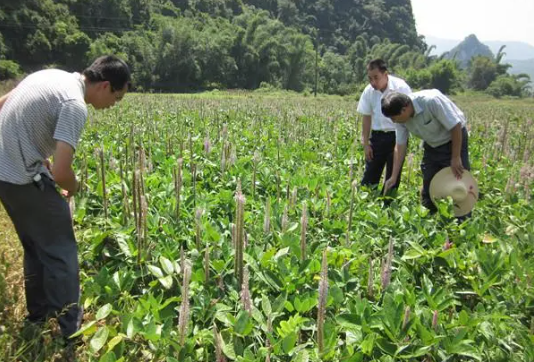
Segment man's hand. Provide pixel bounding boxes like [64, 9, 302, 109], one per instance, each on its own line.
[450, 156, 464, 179]
[383, 176, 397, 195]
[361, 115, 373, 161]
[60, 180, 80, 198]
[44, 159, 52, 172]
[364, 144, 374, 161]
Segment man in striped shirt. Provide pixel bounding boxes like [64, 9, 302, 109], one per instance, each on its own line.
[0, 55, 130, 345]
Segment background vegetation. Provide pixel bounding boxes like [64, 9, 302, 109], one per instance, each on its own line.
[0, 0, 530, 96]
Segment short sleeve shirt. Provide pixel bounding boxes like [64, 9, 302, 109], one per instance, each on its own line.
[395, 89, 467, 148]
[357, 75, 412, 131]
[0, 69, 87, 184]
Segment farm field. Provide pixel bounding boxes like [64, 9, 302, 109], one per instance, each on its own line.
[0, 92, 533, 362]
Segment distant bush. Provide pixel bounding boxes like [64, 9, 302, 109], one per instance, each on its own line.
[399, 67, 432, 90]
[427, 59, 462, 94]
[0, 60, 22, 81]
[486, 75, 530, 98]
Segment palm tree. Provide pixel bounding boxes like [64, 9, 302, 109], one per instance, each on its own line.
[494, 45, 511, 75]
[513, 73, 532, 94]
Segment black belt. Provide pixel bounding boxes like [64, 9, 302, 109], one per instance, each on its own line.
[372, 130, 395, 134]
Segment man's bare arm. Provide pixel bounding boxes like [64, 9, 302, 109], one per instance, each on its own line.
[52, 141, 79, 197]
[361, 115, 373, 161]
[383, 143, 407, 194]
[450, 123, 464, 178]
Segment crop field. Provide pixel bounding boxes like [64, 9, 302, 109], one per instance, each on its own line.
[0, 93, 533, 362]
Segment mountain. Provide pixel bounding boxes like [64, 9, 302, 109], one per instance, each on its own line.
[424, 35, 534, 82]
[424, 36, 534, 60]
[443, 34, 493, 68]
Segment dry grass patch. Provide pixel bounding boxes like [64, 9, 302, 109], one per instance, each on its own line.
[0, 205, 26, 360]
[0, 205, 25, 321]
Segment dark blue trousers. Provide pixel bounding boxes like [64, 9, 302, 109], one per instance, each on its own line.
[0, 175, 82, 337]
[421, 127, 471, 214]
[361, 130, 401, 193]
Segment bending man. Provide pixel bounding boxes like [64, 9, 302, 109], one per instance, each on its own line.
[0, 55, 130, 341]
[381, 89, 471, 216]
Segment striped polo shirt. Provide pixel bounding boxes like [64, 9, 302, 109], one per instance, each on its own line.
[0, 69, 87, 184]
[395, 89, 467, 148]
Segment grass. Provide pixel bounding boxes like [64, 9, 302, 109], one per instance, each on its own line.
[0, 79, 19, 96]
[0, 205, 24, 322]
[0, 205, 26, 360]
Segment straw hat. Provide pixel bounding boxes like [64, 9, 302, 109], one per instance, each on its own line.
[429, 167, 479, 217]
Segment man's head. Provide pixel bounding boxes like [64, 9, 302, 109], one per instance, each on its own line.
[381, 92, 414, 123]
[367, 59, 389, 92]
[83, 55, 131, 109]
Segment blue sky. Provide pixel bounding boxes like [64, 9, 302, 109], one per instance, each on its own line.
[411, 0, 534, 46]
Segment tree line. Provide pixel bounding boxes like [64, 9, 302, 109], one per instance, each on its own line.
[0, 0, 530, 96]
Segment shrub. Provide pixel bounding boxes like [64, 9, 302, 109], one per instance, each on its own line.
[486, 75, 526, 98]
[0, 60, 22, 81]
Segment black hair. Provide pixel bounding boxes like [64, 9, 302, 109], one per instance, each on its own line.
[381, 92, 412, 117]
[367, 58, 388, 73]
[83, 55, 131, 91]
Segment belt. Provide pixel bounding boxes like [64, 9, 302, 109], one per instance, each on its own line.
[372, 129, 395, 134]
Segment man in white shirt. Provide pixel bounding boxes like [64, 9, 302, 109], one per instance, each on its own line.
[357, 59, 411, 196]
[381, 89, 471, 217]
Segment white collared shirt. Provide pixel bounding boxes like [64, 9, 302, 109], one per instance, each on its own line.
[357, 75, 412, 131]
[395, 89, 467, 148]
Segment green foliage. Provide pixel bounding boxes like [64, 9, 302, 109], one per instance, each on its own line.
[398, 67, 432, 90]
[0, 0, 87, 66]
[70, 94, 534, 361]
[0, 33, 7, 60]
[0, 0, 427, 94]
[427, 59, 462, 94]
[467, 46, 515, 94]
[486, 74, 531, 98]
[494, 45, 512, 76]
[0, 59, 21, 80]
[119, 31, 158, 92]
[319, 51, 355, 95]
[468, 56, 497, 90]
[2, 93, 534, 360]
[398, 59, 462, 94]
[1, 0, 527, 96]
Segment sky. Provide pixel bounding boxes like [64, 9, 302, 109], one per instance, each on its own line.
[410, 0, 534, 46]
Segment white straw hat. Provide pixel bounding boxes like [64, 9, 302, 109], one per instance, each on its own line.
[429, 167, 479, 217]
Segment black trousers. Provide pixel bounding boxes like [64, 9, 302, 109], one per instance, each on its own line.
[361, 130, 401, 192]
[421, 127, 471, 213]
[0, 175, 82, 337]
